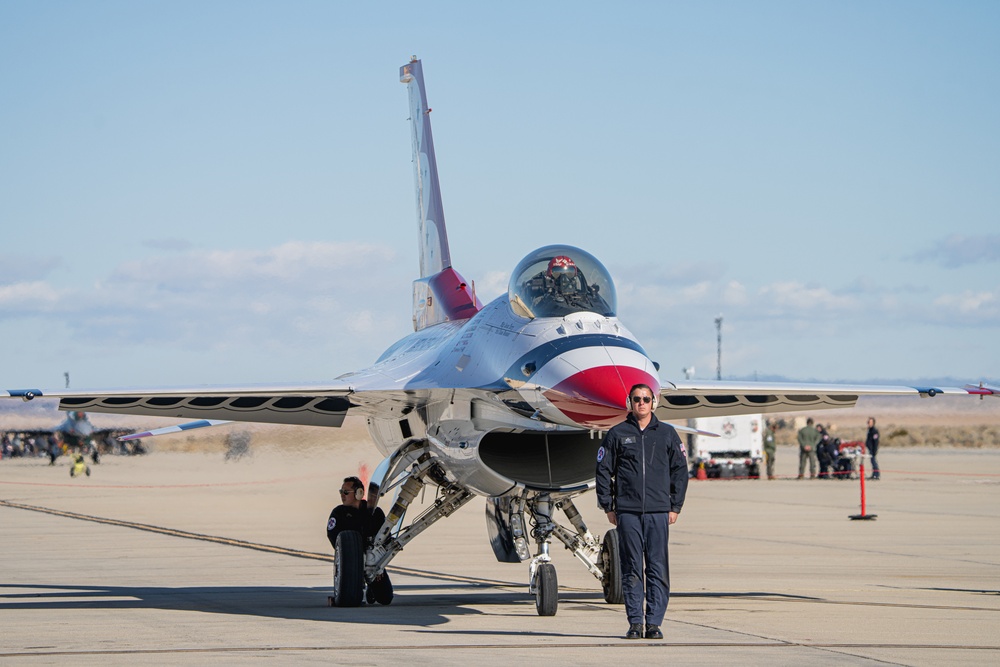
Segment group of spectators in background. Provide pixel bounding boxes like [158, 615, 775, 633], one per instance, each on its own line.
[794, 417, 880, 480]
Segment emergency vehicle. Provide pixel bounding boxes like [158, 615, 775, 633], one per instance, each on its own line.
[686, 414, 764, 478]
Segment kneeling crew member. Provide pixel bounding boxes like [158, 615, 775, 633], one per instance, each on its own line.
[596, 384, 689, 640]
[327, 476, 392, 604]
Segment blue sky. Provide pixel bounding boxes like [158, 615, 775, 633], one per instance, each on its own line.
[1, 0, 998, 389]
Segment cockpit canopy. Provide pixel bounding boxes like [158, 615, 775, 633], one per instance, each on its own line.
[508, 245, 617, 319]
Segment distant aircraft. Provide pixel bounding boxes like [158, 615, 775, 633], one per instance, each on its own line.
[1, 411, 138, 460]
[5, 57, 997, 614]
[54, 410, 95, 448]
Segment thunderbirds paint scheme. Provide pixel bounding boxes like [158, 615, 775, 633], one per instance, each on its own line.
[5, 58, 997, 614]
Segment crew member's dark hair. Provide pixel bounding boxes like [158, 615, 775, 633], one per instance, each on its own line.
[343, 476, 363, 491]
[628, 383, 653, 398]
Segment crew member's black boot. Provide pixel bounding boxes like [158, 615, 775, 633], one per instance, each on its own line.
[625, 623, 643, 639]
[645, 624, 663, 639]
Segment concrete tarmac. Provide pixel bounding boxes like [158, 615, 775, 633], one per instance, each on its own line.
[2, 443, 999, 665]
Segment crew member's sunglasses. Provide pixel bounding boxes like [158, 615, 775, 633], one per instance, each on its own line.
[631, 395, 652, 404]
[339, 489, 353, 495]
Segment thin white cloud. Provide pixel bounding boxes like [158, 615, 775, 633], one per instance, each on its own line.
[910, 234, 1000, 269]
[929, 290, 1000, 324]
[477, 270, 510, 303]
[0, 255, 62, 283]
[142, 238, 195, 252]
[0, 241, 412, 366]
[0, 281, 60, 312]
[111, 240, 395, 287]
[758, 281, 857, 314]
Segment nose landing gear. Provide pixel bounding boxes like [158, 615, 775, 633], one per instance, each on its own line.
[524, 492, 621, 615]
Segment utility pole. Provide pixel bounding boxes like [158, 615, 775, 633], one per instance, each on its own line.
[714, 315, 723, 381]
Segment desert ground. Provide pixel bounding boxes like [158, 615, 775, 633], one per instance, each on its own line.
[2, 395, 999, 665]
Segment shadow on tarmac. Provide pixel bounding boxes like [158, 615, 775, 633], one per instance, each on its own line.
[0, 583, 616, 626]
[0, 583, 824, 627]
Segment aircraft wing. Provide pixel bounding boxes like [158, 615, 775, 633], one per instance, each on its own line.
[656, 380, 999, 420]
[1, 383, 444, 429]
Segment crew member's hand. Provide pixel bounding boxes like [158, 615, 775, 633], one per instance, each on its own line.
[668, 511, 679, 525]
[606, 511, 617, 526]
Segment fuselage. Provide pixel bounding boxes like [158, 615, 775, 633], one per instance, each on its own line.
[347, 281, 660, 497]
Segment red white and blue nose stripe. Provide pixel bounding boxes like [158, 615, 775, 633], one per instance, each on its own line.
[519, 340, 659, 429]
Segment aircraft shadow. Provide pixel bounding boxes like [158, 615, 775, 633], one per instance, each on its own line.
[0, 582, 823, 631]
[0, 583, 608, 626]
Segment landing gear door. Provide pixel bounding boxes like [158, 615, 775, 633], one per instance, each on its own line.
[485, 496, 528, 563]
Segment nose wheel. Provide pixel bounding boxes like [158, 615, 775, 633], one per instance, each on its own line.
[533, 562, 558, 616]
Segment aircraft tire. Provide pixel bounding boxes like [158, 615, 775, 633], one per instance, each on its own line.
[332, 530, 364, 607]
[535, 562, 558, 616]
[601, 529, 624, 605]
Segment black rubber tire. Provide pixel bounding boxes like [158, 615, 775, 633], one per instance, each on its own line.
[535, 562, 558, 616]
[601, 529, 624, 604]
[332, 530, 364, 607]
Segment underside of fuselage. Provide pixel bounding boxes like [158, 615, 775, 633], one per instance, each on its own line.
[367, 412, 601, 496]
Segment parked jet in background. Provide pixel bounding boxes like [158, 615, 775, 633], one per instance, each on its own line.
[5, 57, 997, 614]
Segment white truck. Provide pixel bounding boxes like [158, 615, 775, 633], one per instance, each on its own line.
[686, 413, 764, 479]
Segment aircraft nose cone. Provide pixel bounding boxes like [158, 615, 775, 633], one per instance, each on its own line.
[544, 364, 660, 429]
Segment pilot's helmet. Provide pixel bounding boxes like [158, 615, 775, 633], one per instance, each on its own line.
[547, 255, 578, 280]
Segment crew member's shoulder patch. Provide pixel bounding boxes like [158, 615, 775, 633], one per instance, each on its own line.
[327, 516, 337, 531]
[677, 441, 688, 458]
[596, 446, 606, 462]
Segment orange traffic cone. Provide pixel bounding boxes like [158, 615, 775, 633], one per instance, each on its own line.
[696, 463, 707, 480]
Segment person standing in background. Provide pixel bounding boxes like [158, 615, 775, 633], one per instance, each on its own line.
[866, 417, 881, 480]
[797, 418, 820, 479]
[763, 419, 777, 480]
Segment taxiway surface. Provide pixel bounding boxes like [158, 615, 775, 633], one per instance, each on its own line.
[2, 442, 999, 665]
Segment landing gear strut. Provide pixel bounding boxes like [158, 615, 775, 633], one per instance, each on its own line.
[522, 491, 620, 616]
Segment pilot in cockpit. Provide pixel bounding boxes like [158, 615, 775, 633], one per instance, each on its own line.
[548, 256, 582, 296]
[523, 255, 609, 316]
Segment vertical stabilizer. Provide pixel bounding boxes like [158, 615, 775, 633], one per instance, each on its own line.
[400, 57, 452, 278]
[401, 57, 482, 330]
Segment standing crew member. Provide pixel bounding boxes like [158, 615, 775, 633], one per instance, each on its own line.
[866, 417, 881, 480]
[797, 417, 820, 479]
[327, 476, 392, 604]
[595, 383, 689, 640]
[763, 419, 777, 479]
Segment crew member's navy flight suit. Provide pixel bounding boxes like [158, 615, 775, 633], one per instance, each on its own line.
[326, 501, 385, 549]
[327, 500, 393, 605]
[596, 412, 689, 628]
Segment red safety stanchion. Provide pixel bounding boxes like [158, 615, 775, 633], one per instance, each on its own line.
[849, 451, 877, 520]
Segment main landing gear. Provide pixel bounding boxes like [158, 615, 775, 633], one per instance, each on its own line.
[330, 441, 623, 616]
[330, 442, 474, 608]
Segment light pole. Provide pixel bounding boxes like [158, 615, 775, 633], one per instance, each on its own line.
[714, 315, 723, 381]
